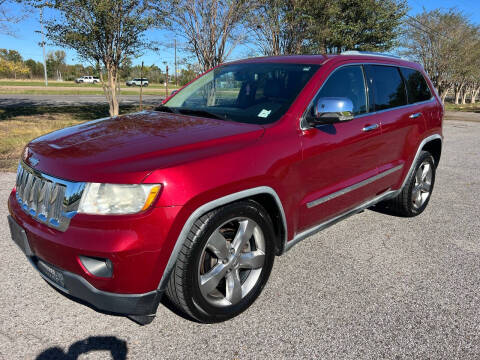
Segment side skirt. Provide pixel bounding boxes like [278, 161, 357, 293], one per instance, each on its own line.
[284, 189, 397, 252]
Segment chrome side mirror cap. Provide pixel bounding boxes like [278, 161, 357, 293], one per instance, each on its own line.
[310, 97, 355, 125]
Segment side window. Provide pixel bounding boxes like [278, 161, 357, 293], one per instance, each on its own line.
[365, 65, 407, 111]
[400, 68, 432, 103]
[316, 65, 367, 115]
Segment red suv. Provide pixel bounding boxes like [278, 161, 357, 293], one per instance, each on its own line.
[7, 53, 443, 324]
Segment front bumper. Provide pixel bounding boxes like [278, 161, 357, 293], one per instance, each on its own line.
[8, 215, 162, 316]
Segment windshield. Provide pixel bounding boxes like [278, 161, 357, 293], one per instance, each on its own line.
[163, 63, 319, 124]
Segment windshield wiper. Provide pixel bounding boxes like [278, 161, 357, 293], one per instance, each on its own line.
[177, 108, 228, 121]
[154, 105, 176, 113]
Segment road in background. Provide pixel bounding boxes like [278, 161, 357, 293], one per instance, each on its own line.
[0, 120, 479, 359]
[0, 94, 163, 108]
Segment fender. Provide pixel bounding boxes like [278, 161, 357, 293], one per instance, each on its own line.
[157, 186, 288, 291]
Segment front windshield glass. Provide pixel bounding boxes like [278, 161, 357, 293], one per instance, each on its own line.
[163, 63, 320, 124]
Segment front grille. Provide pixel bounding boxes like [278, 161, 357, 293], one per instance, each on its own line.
[15, 162, 85, 232]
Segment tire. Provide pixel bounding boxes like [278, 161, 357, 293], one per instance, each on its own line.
[166, 200, 275, 323]
[382, 150, 436, 217]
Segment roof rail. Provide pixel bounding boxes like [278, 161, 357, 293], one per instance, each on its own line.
[341, 51, 405, 60]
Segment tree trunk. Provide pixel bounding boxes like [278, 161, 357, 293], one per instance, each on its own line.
[471, 86, 480, 104]
[440, 88, 449, 104]
[461, 90, 468, 105]
[100, 64, 120, 117]
[441, 93, 448, 104]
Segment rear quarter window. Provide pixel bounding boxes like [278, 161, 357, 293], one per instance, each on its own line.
[365, 65, 407, 111]
[400, 68, 432, 103]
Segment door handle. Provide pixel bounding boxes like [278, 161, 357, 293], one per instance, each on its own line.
[409, 112, 422, 119]
[362, 124, 379, 132]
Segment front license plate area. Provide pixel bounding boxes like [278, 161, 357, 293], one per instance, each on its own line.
[37, 260, 65, 289]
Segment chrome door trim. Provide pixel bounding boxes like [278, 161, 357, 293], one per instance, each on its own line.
[157, 186, 287, 291]
[306, 164, 403, 209]
[352, 99, 434, 120]
[286, 189, 397, 252]
[284, 133, 442, 253]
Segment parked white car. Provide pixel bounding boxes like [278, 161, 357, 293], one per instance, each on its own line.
[75, 76, 100, 84]
[126, 78, 149, 87]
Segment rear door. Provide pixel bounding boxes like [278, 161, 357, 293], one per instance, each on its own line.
[297, 64, 384, 232]
[363, 65, 428, 189]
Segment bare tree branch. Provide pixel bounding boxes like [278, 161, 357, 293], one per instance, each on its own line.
[155, 0, 256, 72]
[0, 0, 28, 36]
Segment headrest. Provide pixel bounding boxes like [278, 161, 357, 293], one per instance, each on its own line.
[264, 79, 285, 98]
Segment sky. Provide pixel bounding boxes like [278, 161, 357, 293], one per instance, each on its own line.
[0, 0, 479, 70]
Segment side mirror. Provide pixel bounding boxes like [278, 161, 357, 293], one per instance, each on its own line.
[308, 97, 355, 126]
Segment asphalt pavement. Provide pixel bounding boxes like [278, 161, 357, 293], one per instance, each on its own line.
[0, 120, 479, 359]
[0, 94, 163, 108]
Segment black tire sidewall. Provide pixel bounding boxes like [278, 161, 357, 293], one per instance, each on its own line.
[184, 201, 275, 322]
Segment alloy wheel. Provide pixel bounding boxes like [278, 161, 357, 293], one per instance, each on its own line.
[198, 217, 266, 307]
[412, 160, 433, 209]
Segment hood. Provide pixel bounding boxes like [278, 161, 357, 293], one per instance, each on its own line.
[26, 111, 265, 183]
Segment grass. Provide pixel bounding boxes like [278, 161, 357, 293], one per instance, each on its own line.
[0, 79, 180, 89]
[444, 103, 480, 113]
[0, 89, 167, 96]
[0, 104, 152, 172]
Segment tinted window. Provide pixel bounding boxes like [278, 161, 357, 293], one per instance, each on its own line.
[400, 68, 432, 103]
[365, 65, 407, 111]
[315, 65, 367, 115]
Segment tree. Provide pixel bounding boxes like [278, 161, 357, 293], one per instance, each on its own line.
[119, 57, 133, 80]
[46, 50, 66, 80]
[0, 58, 29, 78]
[156, 0, 255, 71]
[0, 47, 28, 78]
[177, 62, 201, 85]
[39, 0, 160, 116]
[0, 48, 22, 62]
[0, 0, 27, 36]
[311, 0, 407, 53]
[247, 0, 313, 56]
[402, 9, 477, 103]
[248, 0, 406, 55]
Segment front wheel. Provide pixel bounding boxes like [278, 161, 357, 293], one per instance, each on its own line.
[381, 150, 436, 217]
[166, 200, 275, 323]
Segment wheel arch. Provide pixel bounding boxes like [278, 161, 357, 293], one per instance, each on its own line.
[421, 138, 442, 168]
[399, 134, 442, 191]
[157, 186, 287, 292]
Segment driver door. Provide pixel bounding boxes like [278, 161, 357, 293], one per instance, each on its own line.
[297, 64, 383, 232]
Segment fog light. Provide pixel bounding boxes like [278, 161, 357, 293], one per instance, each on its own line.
[79, 256, 113, 278]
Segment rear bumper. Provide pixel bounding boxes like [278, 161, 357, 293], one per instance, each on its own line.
[8, 215, 163, 316]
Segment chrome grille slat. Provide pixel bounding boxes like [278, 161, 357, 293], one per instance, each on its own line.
[15, 163, 86, 232]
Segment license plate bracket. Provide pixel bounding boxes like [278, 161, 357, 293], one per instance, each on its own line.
[36, 259, 65, 289]
[7, 216, 33, 256]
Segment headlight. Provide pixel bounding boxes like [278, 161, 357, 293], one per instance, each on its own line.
[78, 183, 161, 215]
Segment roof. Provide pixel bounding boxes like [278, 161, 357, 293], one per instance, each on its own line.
[227, 53, 421, 70]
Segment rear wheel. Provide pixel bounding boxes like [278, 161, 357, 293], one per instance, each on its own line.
[166, 200, 275, 323]
[381, 150, 436, 217]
